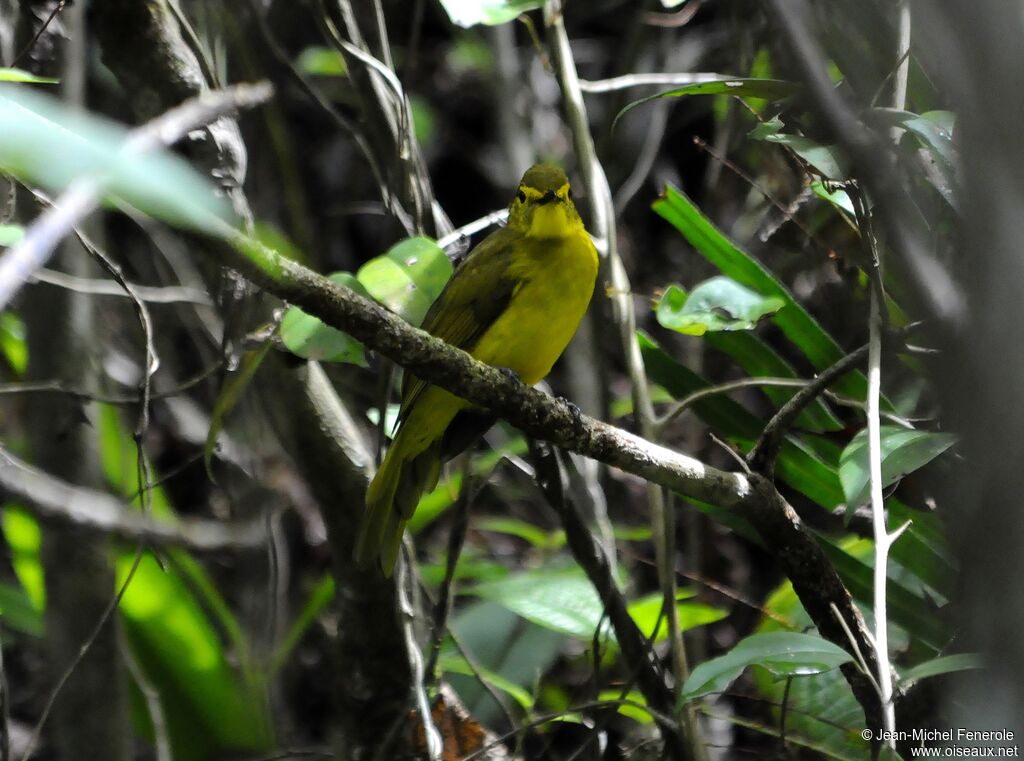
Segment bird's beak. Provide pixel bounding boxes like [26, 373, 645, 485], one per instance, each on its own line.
[537, 190, 559, 205]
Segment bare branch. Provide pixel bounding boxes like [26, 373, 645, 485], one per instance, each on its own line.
[0, 446, 265, 550]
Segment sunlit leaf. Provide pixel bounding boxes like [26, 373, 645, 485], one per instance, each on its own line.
[0, 224, 24, 246]
[437, 0, 542, 28]
[656, 277, 785, 335]
[898, 653, 983, 687]
[681, 632, 853, 702]
[357, 236, 452, 325]
[0, 86, 235, 234]
[838, 426, 957, 508]
[295, 46, 347, 76]
[0, 67, 58, 84]
[652, 185, 870, 401]
[616, 78, 799, 129]
[280, 273, 370, 366]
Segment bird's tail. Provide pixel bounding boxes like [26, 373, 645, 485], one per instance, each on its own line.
[356, 427, 442, 575]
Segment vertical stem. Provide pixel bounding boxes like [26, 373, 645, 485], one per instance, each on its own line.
[543, 3, 703, 759]
[869, 4, 910, 749]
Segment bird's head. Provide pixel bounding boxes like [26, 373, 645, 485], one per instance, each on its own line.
[507, 164, 583, 238]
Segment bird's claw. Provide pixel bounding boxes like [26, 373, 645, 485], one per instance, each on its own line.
[497, 367, 522, 385]
[560, 397, 586, 435]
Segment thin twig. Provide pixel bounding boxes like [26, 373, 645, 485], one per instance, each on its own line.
[542, 9, 700, 757]
[747, 343, 871, 476]
[29, 267, 211, 303]
[578, 72, 735, 93]
[397, 557, 442, 761]
[0, 446, 266, 550]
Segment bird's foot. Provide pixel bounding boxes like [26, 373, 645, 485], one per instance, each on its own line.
[559, 397, 586, 436]
[497, 367, 522, 385]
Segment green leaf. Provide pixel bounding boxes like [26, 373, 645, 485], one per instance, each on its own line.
[0, 311, 27, 374]
[0, 86, 235, 234]
[204, 339, 274, 481]
[0, 224, 24, 246]
[615, 78, 799, 129]
[761, 134, 845, 179]
[280, 273, 370, 365]
[466, 564, 722, 645]
[656, 278, 785, 335]
[869, 108, 956, 168]
[270, 575, 335, 674]
[704, 329, 843, 432]
[295, 46, 347, 76]
[448, 601, 562, 725]
[357, 236, 452, 325]
[652, 185, 868, 400]
[681, 632, 853, 702]
[0, 67, 58, 84]
[838, 426, 957, 508]
[0, 579, 44, 636]
[465, 564, 614, 642]
[438, 651, 535, 709]
[899, 653, 983, 687]
[811, 180, 855, 215]
[1, 505, 45, 608]
[437, 0, 543, 28]
[475, 517, 557, 548]
[817, 537, 949, 651]
[627, 591, 727, 640]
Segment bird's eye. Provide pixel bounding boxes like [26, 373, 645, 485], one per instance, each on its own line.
[516, 189, 526, 203]
[567, 187, 573, 199]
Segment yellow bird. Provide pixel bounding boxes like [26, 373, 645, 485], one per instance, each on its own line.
[355, 165, 599, 574]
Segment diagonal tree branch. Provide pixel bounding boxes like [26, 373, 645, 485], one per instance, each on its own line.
[214, 217, 885, 731]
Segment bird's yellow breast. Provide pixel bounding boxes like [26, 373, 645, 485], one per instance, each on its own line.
[471, 229, 598, 384]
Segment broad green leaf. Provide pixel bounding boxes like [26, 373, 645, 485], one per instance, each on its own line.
[357, 236, 452, 325]
[98, 407, 273, 759]
[681, 632, 853, 702]
[596, 689, 653, 724]
[656, 277, 785, 335]
[760, 133, 846, 179]
[1, 505, 45, 608]
[817, 537, 948, 651]
[812, 180, 855, 215]
[615, 78, 799, 129]
[280, 272, 370, 366]
[869, 108, 956, 168]
[0, 67, 58, 84]
[0, 311, 27, 374]
[704, 330, 843, 432]
[838, 426, 957, 508]
[437, 0, 542, 28]
[466, 564, 722, 645]
[652, 185, 869, 401]
[898, 653, 983, 687]
[639, 332, 844, 508]
[0, 224, 24, 246]
[438, 651, 535, 709]
[465, 565, 614, 642]
[449, 600, 562, 725]
[627, 591, 727, 640]
[0, 86, 234, 234]
[295, 46, 347, 76]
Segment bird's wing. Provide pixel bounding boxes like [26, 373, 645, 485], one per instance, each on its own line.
[397, 226, 521, 422]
